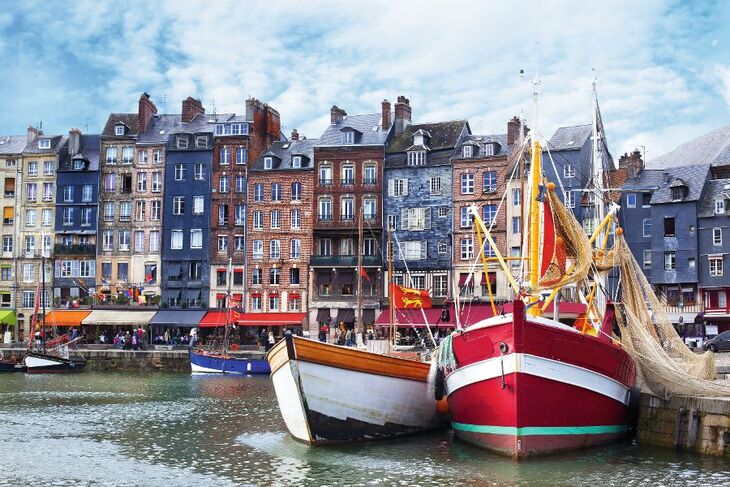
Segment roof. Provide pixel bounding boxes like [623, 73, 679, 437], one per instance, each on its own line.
[0, 135, 27, 155]
[204, 113, 248, 123]
[699, 178, 730, 217]
[634, 164, 711, 204]
[387, 120, 467, 153]
[58, 134, 101, 171]
[251, 138, 317, 171]
[23, 135, 67, 154]
[316, 113, 389, 146]
[649, 125, 730, 169]
[169, 113, 213, 135]
[606, 167, 628, 202]
[546, 124, 592, 151]
[461, 133, 512, 157]
[621, 168, 666, 190]
[101, 113, 139, 137]
[137, 114, 182, 144]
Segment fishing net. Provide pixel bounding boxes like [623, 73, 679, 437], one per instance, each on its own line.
[614, 236, 730, 399]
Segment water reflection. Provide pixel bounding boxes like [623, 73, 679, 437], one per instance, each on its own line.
[1, 372, 728, 487]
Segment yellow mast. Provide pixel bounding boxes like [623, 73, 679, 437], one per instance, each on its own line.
[528, 139, 542, 316]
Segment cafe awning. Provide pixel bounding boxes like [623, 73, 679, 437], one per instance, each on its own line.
[44, 310, 90, 327]
[82, 310, 156, 327]
[233, 312, 306, 327]
[316, 308, 330, 323]
[149, 310, 207, 328]
[0, 309, 17, 325]
[336, 308, 355, 323]
[199, 311, 229, 328]
[362, 308, 375, 324]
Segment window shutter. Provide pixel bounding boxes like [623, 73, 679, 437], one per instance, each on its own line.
[71, 260, 80, 277]
[88, 260, 96, 277]
[401, 208, 409, 230]
[387, 179, 394, 197]
[403, 178, 409, 196]
[54, 261, 61, 278]
[420, 241, 427, 260]
[424, 207, 432, 230]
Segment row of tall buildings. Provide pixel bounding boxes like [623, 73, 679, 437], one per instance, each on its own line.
[1, 91, 729, 338]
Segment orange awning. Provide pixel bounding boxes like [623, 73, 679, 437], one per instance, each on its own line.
[199, 311, 229, 328]
[44, 310, 91, 327]
[3, 207, 13, 219]
[234, 312, 306, 327]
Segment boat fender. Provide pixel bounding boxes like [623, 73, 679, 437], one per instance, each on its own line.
[434, 367, 446, 401]
[627, 386, 641, 438]
[436, 397, 449, 414]
[499, 342, 508, 390]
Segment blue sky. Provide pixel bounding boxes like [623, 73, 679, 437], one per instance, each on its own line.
[0, 0, 728, 160]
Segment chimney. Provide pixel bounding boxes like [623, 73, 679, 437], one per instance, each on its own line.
[291, 129, 299, 141]
[394, 96, 412, 134]
[381, 100, 391, 131]
[619, 149, 644, 178]
[507, 116, 521, 145]
[330, 105, 347, 124]
[68, 128, 81, 155]
[138, 92, 157, 134]
[27, 125, 38, 143]
[181, 96, 205, 123]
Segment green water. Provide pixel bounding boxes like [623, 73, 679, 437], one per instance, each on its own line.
[0, 372, 727, 486]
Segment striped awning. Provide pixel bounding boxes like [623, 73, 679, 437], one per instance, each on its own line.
[82, 310, 156, 327]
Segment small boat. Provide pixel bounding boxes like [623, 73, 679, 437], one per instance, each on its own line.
[0, 358, 26, 373]
[268, 334, 446, 445]
[25, 349, 86, 374]
[189, 349, 270, 374]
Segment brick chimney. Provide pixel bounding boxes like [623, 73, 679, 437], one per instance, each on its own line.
[138, 92, 157, 134]
[619, 149, 644, 178]
[291, 129, 299, 141]
[181, 96, 205, 123]
[27, 125, 38, 143]
[381, 99, 391, 131]
[68, 128, 81, 155]
[330, 105, 347, 124]
[394, 96, 412, 134]
[507, 116, 520, 145]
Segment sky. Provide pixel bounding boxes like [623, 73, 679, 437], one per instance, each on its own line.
[0, 0, 728, 162]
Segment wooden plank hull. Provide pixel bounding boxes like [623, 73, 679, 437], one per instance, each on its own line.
[268, 335, 446, 445]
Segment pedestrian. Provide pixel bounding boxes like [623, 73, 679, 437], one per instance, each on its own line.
[266, 331, 275, 351]
[189, 327, 197, 348]
[318, 324, 328, 343]
[164, 329, 171, 346]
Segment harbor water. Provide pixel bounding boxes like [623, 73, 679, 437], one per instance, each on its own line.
[1, 372, 728, 486]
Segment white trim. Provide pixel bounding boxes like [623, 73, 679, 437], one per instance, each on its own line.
[445, 353, 630, 406]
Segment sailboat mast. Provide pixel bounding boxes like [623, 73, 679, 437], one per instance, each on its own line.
[356, 202, 364, 340]
[224, 257, 232, 348]
[388, 230, 394, 347]
[528, 139, 542, 316]
[591, 76, 607, 316]
[41, 255, 46, 353]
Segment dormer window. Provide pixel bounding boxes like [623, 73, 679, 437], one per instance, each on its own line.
[408, 151, 426, 166]
[214, 124, 224, 136]
[73, 159, 84, 170]
[176, 136, 189, 149]
[343, 131, 355, 145]
[195, 135, 207, 148]
[292, 156, 302, 168]
[715, 198, 725, 214]
[38, 139, 51, 150]
[671, 186, 685, 201]
[264, 157, 273, 170]
[115, 125, 125, 136]
[485, 143, 495, 156]
[462, 145, 473, 158]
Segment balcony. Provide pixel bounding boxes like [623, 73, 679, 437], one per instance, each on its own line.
[54, 244, 96, 255]
[363, 178, 377, 185]
[340, 178, 355, 186]
[319, 178, 333, 186]
[310, 255, 382, 267]
[340, 213, 355, 222]
[318, 213, 333, 222]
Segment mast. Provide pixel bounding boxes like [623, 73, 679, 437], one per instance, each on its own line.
[41, 255, 46, 353]
[388, 230, 394, 348]
[224, 256, 232, 351]
[356, 202, 363, 343]
[528, 138, 542, 317]
[591, 74, 607, 316]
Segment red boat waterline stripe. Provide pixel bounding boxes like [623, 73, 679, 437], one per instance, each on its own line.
[451, 422, 628, 436]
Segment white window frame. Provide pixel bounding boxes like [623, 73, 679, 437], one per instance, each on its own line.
[713, 227, 722, 246]
[171, 230, 183, 250]
[710, 256, 724, 277]
[716, 199, 725, 214]
[264, 157, 273, 170]
[462, 145, 472, 158]
[626, 194, 637, 208]
[642, 218, 652, 238]
[461, 173, 474, 194]
[564, 164, 575, 178]
[115, 125, 124, 136]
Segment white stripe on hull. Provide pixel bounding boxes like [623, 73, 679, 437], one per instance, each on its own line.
[271, 360, 313, 443]
[190, 362, 225, 374]
[25, 355, 66, 369]
[446, 353, 630, 405]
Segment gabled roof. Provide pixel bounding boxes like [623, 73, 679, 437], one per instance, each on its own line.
[649, 125, 730, 169]
[0, 135, 27, 154]
[251, 139, 317, 171]
[316, 113, 388, 146]
[205, 113, 248, 124]
[698, 178, 730, 217]
[58, 134, 101, 171]
[458, 133, 511, 157]
[387, 120, 468, 153]
[102, 113, 139, 137]
[646, 164, 710, 204]
[23, 135, 67, 154]
[546, 124, 592, 151]
[137, 114, 182, 144]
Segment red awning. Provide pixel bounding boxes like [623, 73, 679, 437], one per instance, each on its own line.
[375, 308, 455, 328]
[251, 292, 262, 298]
[269, 292, 280, 298]
[199, 311, 229, 328]
[289, 293, 301, 299]
[217, 267, 226, 272]
[216, 293, 226, 299]
[234, 268, 243, 273]
[234, 312, 306, 327]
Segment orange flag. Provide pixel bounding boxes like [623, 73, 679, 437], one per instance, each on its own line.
[391, 284, 432, 309]
[360, 267, 371, 283]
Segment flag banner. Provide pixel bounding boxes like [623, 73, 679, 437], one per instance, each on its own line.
[360, 267, 371, 283]
[391, 284, 432, 309]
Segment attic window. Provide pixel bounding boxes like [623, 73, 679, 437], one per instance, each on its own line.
[292, 156, 302, 168]
[264, 157, 273, 170]
[343, 131, 355, 145]
[485, 143, 495, 156]
[115, 125, 125, 136]
[715, 199, 725, 214]
[408, 151, 426, 166]
[73, 159, 84, 170]
[176, 136, 188, 149]
[195, 135, 208, 148]
[671, 186, 684, 201]
[462, 145, 473, 158]
[38, 139, 51, 149]
[215, 124, 224, 136]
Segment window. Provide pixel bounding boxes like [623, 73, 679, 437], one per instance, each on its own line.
[82, 184, 93, 202]
[119, 201, 131, 221]
[664, 251, 676, 270]
[147, 172, 161, 193]
[149, 231, 160, 252]
[2, 207, 12, 225]
[28, 161, 38, 175]
[485, 143, 495, 156]
[269, 294, 280, 311]
[512, 216, 521, 234]
[135, 231, 145, 252]
[483, 171, 497, 192]
[627, 194, 637, 208]
[716, 199, 725, 214]
[290, 268, 300, 285]
[63, 207, 73, 225]
[460, 207, 471, 228]
[103, 174, 115, 192]
[482, 240, 497, 257]
[340, 238, 354, 256]
[23, 291, 35, 308]
[151, 150, 161, 164]
[151, 200, 161, 220]
[171, 230, 183, 249]
[26, 183, 37, 201]
[710, 256, 724, 277]
[461, 237, 474, 260]
[23, 263, 34, 282]
[115, 125, 124, 136]
[461, 173, 474, 194]
[217, 236, 228, 251]
[402, 207, 431, 231]
[438, 207, 449, 218]
[144, 263, 156, 284]
[319, 164, 332, 185]
[138, 150, 148, 165]
[81, 208, 92, 226]
[44, 160, 54, 175]
[252, 240, 263, 259]
[271, 183, 281, 201]
[318, 238, 332, 256]
[341, 164, 355, 185]
[220, 148, 230, 165]
[564, 164, 575, 178]
[363, 237, 377, 256]
[190, 229, 202, 249]
[564, 190, 576, 208]
[643, 249, 652, 268]
[664, 217, 675, 237]
[118, 262, 129, 281]
[235, 176, 245, 193]
[399, 240, 427, 260]
[2, 236, 12, 253]
[291, 182, 301, 201]
[433, 274, 448, 297]
[217, 204, 229, 225]
[291, 209, 301, 229]
[340, 197, 354, 221]
[363, 198, 377, 220]
[105, 147, 117, 164]
[102, 230, 113, 251]
[174, 164, 185, 180]
[270, 240, 281, 259]
[41, 208, 52, 226]
[672, 187, 684, 201]
[118, 230, 130, 251]
[219, 175, 229, 193]
[25, 209, 36, 227]
[438, 240, 448, 254]
[429, 177, 442, 195]
[343, 131, 355, 144]
[176, 136, 189, 149]
[236, 148, 247, 165]
[462, 145, 473, 158]
[483, 205, 497, 225]
[288, 297, 301, 311]
[189, 261, 202, 280]
[122, 147, 134, 164]
[387, 214, 397, 231]
[253, 183, 264, 201]
[235, 235, 244, 251]
[264, 157, 273, 170]
[173, 196, 185, 215]
[714, 227, 723, 246]
[135, 201, 146, 221]
[235, 204, 245, 226]
[389, 178, 408, 197]
[43, 183, 53, 201]
[364, 164, 376, 184]
[136, 172, 147, 192]
[24, 236, 35, 254]
[289, 155, 302, 169]
[407, 151, 426, 166]
[253, 211, 263, 229]
[643, 218, 652, 237]
[318, 198, 332, 221]
[290, 239, 302, 258]
[74, 159, 84, 170]
[103, 202, 115, 221]
[270, 210, 281, 228]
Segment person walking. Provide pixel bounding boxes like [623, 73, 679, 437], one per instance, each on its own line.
[266, 331, 275, 352]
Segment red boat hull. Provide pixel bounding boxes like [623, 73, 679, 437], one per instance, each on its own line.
[446, 301, 635, 459]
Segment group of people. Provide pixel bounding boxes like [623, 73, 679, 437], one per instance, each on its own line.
[318, 322, 358, 347]
[102, 327, 147, 350]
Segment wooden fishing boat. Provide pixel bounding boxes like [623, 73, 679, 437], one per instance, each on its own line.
[268, 334, 446, 445]
[189, 349, 270, 374]
[25, 350, 86, 374]
[0, 358, 26, 373]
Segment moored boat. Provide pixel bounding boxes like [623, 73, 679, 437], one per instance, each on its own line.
[189, 349, 270, 374]
[0, 358, 26, 373]
[24, 350, 86, 374]
[268, 334, 446, 445]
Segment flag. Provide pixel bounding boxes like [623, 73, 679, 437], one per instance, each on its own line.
[360, 267, 371, 283]
[391, 284, 432, 309]
[145, 273, 154, 284]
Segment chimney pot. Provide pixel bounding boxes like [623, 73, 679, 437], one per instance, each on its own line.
[393, 95, 412, 134]
[68, 128, 81, 155]
[27, 126, 38, 143]
[291, 129, 299, 141]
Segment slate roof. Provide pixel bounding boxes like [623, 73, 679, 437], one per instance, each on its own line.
[623, 164, 710, 204]
[387, 120, 467, 153]
[169, 113, 213, 134]
[251, 139, 317, 171]
[58, 134, 101, 171]
[621, 168, 666, 191]
[546, 124, 592, 151]
[316, 113, 389, 146]
[698, 178, 730, 217]
[23, 135, 67, 154]
[649, 125, 730, 169]
[137, 114, 182, 144]
[0, 135, 27, 154]
[459, 133, 512, 157]
[101, 113, 139, 137]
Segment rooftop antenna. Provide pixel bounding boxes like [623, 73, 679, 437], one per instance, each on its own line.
[85, 118, 89, 133]
[161, 94, 168, 112]
[211, 98, 217, 115]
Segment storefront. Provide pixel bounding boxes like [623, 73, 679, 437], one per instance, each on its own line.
[0, 309, 16, 343]
[149, 310, 207, 345]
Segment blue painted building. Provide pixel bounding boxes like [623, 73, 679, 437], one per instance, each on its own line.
[53, 130, 100, 303]
[161, 119, 212, 308]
